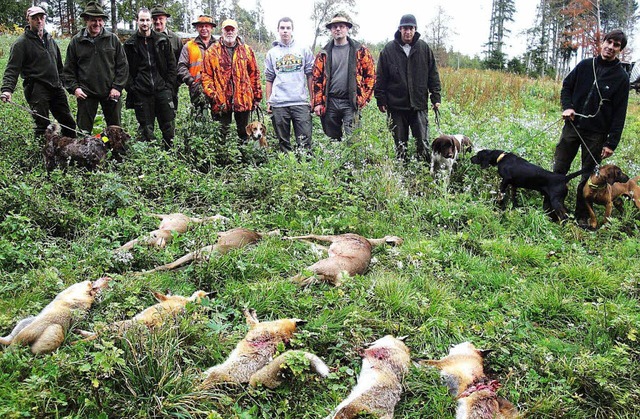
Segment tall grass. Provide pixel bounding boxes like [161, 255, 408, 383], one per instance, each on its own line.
[0, 34, 639, 418]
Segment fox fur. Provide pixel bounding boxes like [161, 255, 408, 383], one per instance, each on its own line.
[140, 227, 279, 274]
[424, 342, 518, 419]
[285, 233, 403, 286]
[200, 309, 329, 389]
[0, 277, 110, 354]
[326, 335, 411, 419]
[114, 212, 228, 252]
[78, 290, 208, 341]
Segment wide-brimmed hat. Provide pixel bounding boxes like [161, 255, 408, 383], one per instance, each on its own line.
[26, 6, 46, 19]
[192, 15, 216, 27]
[80, 1, 108, 20]
[398, 14, 417, 28]
[220, 19, 238, 30]
[325, 15, 353, 29]
[150, 5, 170, 18]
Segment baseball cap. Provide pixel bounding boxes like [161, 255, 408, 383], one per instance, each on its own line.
[221, 19, 238, 30]
[26, 6, 47, 19]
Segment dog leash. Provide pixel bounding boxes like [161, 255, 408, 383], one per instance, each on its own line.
[4, 99, 87, 137]
[433, 106, 441, 132]
[253, 105, 265, 124]
[568, 119, 600, 175]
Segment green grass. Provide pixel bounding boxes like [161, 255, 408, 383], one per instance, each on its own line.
[1, 34, 640, 417]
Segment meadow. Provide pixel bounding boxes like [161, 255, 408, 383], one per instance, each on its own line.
[0, 33, 639, 418]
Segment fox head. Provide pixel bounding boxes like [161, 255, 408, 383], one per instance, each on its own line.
[362, 335, 411, 379]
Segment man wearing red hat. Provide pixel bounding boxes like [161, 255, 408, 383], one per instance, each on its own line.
[177, 15, 217, 112]
[1, 6, 77, 138]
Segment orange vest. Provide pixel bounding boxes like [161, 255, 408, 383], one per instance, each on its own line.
[186, 40, 204, 84]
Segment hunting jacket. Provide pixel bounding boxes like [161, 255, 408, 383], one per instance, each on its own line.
[202, 38, 262, 113]
[62, 28, 129, 98]
[374, 31, 441, 111]
[177, 36, 215, 92]
[2, 27, 64, 93]
[123, 30, 177, 109]
[312, 37, 375, 111]
[561, 55, 629, 150]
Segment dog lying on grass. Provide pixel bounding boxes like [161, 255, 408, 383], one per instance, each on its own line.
[44, 123, 130, 172]
[200, 309, 329, 389]
[285, 233, 403, 286]
[471, 149, 589, 221]
[581, 164, 630, 229]
[326, 335, 410, 419]
[139, 227, 280, 274]
[423, 342, 518, 419]
[77, 290, 208, 342]
[114, 213, 228, 252]
[0, 277, 110, 354]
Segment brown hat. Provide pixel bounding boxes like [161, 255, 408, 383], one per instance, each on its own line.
[192, 15, 216, 27]
[325, 15, 353, 29]
[150, 5, 170, 18]
[80, 1, 108, 20]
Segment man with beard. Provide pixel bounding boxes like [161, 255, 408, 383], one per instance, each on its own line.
[1, 6, 77, 138]
[62, 1, 128, 134]
[124, 7, 177, 150]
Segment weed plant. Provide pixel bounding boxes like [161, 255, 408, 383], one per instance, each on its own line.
[0, 35, 639, 417]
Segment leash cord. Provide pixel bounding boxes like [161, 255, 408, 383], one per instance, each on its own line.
[433, 106, 441, 132]
[568, 119, 600, 174]
[4, 99, 86, 137]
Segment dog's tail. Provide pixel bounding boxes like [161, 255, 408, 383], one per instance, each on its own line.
[564, 167, 592, 182]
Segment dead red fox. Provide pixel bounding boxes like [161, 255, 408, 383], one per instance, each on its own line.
[326, 335, 410, 419]
[200, 309, 329, 389]
[424, 342, 518, 419]
[115, 212, 228, 252]
[77, 290, 208, 341]
[0, 277, 111, 354]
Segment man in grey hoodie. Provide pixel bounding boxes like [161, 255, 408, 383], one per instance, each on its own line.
[264, 17, 314, 152]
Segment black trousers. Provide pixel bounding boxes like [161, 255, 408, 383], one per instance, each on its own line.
[212, 110, 251, 142]
[388, 109, 430, 163]
[76, 95, 122, 135]
[24, 81, 76, 138]
[133, 88, 175, 148]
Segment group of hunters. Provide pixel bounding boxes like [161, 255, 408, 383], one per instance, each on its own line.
[0, 3, 631, 224]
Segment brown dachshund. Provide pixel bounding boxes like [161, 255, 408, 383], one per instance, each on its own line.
[285, 233, 403, 286]
[582, 164, 629, 229]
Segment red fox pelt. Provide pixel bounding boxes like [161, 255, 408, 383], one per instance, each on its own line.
[0, 277, 111, 354]
[200, 309, 329, 389]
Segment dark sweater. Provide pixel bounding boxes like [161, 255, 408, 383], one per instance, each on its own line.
[561, 55, 629, 150]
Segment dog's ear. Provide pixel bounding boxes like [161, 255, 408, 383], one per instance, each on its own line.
[245, 123, 254, 135]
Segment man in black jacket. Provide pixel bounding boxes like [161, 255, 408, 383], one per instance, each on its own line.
[1, 6, 76, 138]
[63, 1, 128, 135]
[124, 7, 177, 150]
[374, 14, 441, 163]
[552, 29, 630, 223]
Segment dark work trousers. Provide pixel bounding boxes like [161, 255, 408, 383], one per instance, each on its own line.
[212, 110, 251, 142]
[321, 96, 357, 140]
[271, 104, 312, 151]
[552, 122, 606, 221]
[24, 81, 76, 138]
[133, 88, 175, 149]
[76, 95, 122, 135]
[388, 109, 430, 163]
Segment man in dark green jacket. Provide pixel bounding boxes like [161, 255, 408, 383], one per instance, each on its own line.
[374, 14, 441, 163]
[124, 7, 177, 150]
[62, 1, 128, 135]
[1, 6, 76, 138]
[151, 5, 183, 109]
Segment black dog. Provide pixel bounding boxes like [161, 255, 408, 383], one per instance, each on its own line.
[44, 124, 130, 172]
[471, 149, 589, 220]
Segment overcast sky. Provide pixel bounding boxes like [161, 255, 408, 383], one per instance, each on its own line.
[237, 0, 640, 62]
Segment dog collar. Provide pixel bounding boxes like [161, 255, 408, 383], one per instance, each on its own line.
[587, 177, 606, 190]
[457, 379, 501, 399]
[496, 153, 507, 163]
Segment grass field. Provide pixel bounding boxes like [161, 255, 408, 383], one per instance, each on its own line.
[0, 34, 639, 418]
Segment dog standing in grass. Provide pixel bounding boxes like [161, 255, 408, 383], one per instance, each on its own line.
[431, 134, 473, 181]
[424, 342, 518, 419]
[200, 309, 329, 389]
[326, 335, 410, 419]
[0, 277, 110, 354]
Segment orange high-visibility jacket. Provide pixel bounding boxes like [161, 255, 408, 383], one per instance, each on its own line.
[202, 38, 262, 113]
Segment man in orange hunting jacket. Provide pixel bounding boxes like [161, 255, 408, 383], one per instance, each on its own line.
[202, 18, 262, 142]
[312, 14, 375, 141]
